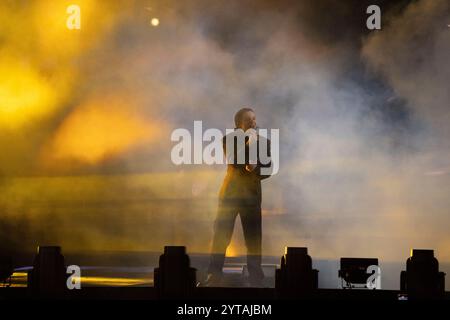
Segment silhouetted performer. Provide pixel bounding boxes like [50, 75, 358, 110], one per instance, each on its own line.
[206, 107, 272, 287]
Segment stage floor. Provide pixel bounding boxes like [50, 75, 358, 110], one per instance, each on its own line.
[5, 251, 450, 291]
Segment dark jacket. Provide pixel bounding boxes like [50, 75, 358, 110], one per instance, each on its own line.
[219, 130, 272, 205]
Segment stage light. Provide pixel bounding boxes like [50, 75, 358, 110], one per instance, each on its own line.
[0, 254, 13, 287]
[338, 257, 379, 289]
[151, 18, 159, 26]
[28, 246, 67, 296]
[154, 246, 197, 298]
[400, 249, 446, 299]
[275, 247, 318, 298]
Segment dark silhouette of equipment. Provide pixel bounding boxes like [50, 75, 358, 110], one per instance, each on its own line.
[400, 249, 446, 299]
[0, 254, 13, 287]
[338, 257, 379, 289]
[154, 246, 196, 298]
[28, 246, 67, 296]
[275, 247, 318, 297]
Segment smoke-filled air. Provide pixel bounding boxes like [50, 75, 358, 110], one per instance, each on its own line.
[1, 0, 449, 277]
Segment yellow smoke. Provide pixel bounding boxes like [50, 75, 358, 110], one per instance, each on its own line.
[0, 59, 59, 129]
[0, 0, 124, 129]
[42, 95, 166, 165]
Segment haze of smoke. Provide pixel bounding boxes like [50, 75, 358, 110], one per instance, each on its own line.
[1, 1, 449, 275]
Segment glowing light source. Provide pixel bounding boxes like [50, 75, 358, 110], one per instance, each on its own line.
[73, 276, 151, 286]
[226, 243, 240, 257]
[151, 18, 160, 27]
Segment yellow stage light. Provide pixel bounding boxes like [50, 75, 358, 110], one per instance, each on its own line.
[151, 18, 160, 27]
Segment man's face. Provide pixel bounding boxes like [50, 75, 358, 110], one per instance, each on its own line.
[240, 111, 256, 131]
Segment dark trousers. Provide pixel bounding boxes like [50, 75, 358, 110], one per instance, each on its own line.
[208, 199, 264, 281]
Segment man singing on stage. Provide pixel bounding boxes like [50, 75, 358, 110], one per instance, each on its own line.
[204, 107, 272, 287]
